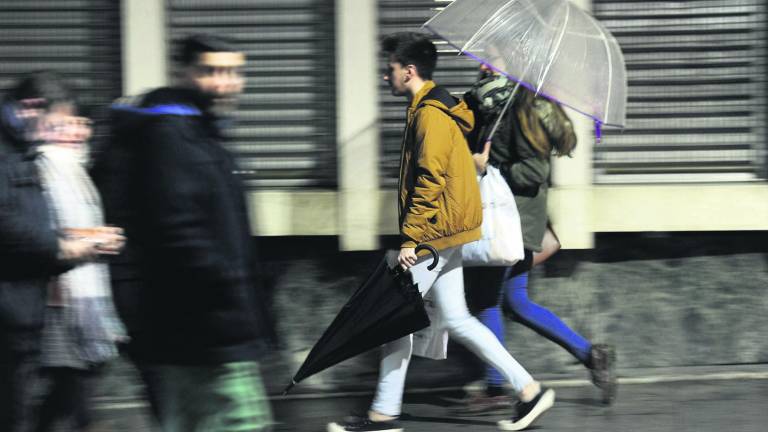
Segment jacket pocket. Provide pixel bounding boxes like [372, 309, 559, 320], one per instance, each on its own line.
[0, 282, 46, 329]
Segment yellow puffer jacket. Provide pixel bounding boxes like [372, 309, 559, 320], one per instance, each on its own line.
[398, 81, 482, 252]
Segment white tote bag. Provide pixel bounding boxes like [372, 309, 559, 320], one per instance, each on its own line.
[462, 165, 525, 267]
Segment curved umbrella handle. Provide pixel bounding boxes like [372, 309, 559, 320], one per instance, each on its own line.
[415, 244, 439, 271]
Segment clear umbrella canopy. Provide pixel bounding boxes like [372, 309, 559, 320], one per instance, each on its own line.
[423, 0, 627, 128]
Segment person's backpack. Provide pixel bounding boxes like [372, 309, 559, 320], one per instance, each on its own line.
[415, 85, 472, 136]
[419, 85, 458, 110]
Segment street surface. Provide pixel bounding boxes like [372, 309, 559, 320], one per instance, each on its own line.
[92, 368, 768, 431]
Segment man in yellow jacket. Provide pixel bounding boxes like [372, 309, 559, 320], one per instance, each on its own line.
[328, 32, 554, 432]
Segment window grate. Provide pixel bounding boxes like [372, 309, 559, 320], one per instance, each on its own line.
[592, 0, 767, 183]
[167, 0, 338, 189]
[378, 0, 479, 187]
[0, 0, 122, 134]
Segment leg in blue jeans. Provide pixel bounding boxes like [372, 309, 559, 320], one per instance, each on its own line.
[478, 305, 505, 388]
[504, 271, 591, 364]
[480, 271, 593, 388]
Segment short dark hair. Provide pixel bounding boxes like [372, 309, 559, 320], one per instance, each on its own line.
[178, 34, 239, 66]
[381, 32, 437, 80]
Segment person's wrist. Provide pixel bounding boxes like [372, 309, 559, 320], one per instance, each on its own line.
[57, 239, 97, 262]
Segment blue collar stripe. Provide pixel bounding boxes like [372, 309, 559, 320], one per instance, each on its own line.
[111, 104, 201, 116]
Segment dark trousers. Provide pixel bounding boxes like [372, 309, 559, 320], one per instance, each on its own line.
[34, 367, 96, 432]
[0, 330, 42, 432]
[135, 361, 164, 421]
[464, 250, 534, 314]
[120, 343, 163, 423]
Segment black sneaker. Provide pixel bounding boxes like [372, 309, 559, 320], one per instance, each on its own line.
[497, 387, 555, 431]
[327, 415, 403, 432]
[589, 343, 617, 405]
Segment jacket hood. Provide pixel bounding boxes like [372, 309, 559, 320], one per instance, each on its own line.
[107, 87, 206, 132]
[140, 87, 212, 112]
[410, 81, 474, 135]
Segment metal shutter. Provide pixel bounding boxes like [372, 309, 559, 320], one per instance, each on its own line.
[593, 0, 768, 183]
[167, 0, 337, 189]
[0, 0, 122, 123]
[378, 0, 478, 187]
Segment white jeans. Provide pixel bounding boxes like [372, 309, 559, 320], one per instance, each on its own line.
[371, 246, 534, 416]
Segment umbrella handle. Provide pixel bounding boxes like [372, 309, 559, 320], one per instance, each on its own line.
[415, 244, 439, 271]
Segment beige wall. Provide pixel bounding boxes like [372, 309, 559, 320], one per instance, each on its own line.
[246, 184, 768, 238]
[336, 0, 381, 250]
[121, 0, 168, 95]
[590, 184, 768, 232]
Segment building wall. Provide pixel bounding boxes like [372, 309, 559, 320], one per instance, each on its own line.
[96, 232, 768, 401]
[262, 232, 768, 393]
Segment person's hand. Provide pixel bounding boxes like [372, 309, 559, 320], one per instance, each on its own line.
[472, 140, 491, 174]
[63, 226, 126, 256]
[90, 226, 126, 255]
[398, 247, 418, 270]
[58, 238, 99, 262]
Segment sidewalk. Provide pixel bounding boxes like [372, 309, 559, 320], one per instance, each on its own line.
[91, 364, 768, 431]
[272, 373, 768, 431]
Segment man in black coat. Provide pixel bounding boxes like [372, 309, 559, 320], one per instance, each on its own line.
[0, 71, 118, 432]
[92, 35, 273, 431]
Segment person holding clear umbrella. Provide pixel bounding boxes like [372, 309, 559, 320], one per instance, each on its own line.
[461, 55, 617, 411]
[421, 0, 627, 412]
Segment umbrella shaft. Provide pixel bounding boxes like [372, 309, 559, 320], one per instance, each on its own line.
[485, 81, 521, 144]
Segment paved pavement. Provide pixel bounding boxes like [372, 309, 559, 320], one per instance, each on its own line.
[92, 370, 768, 432]
[271, 378, 767, 432]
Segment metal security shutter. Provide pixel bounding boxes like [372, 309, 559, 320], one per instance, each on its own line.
[167, 0, 337, 189]
[0, 0, 121, 122]
[378, 0, 477, 187]
[593, 0, 768, 183]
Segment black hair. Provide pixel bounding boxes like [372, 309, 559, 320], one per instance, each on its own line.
[8, 70, 73, 109]
[1, 70, 74, 149]
[179, 34, 240, 66]
[381, 32, 437, 80]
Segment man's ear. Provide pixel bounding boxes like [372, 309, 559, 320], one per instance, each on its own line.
[404, 64, 418, 81]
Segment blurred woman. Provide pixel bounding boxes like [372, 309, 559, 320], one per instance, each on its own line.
[0, 71, 122, 432]
[21, 72, 125, 432]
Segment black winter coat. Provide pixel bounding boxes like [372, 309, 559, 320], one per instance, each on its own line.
[92, 88, 268, 365]
[0, 149, 66, 340]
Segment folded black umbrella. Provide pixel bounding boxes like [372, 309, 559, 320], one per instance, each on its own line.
[283, 244, 438, 394]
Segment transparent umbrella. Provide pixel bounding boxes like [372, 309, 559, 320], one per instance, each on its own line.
[423, 0, 627, 133]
